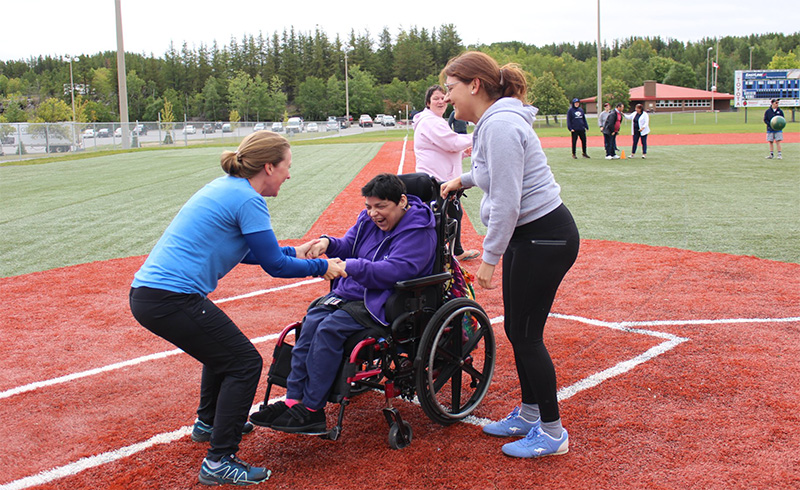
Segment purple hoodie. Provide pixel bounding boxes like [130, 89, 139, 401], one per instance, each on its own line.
[325, 194, 437, 325]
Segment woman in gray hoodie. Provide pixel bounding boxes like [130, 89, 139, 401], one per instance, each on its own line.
[440, 51, 579, 459]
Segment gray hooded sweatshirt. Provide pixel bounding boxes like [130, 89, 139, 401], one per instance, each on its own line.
[460, 97, 563, 265]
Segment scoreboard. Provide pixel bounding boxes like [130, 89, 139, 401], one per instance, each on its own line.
[734, 69, 800, 108]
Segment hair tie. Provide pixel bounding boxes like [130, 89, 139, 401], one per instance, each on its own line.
[499, 69, 505, 87]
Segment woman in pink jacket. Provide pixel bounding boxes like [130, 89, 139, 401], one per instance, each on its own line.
[413, 85, 479, 260]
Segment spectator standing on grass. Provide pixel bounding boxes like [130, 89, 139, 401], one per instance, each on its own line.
[603, 103, 624, 159]
[764, 99, 784, 160]
[566, 98, 590, 159]
[598, 102, 611, 129]
[413, 85, 480, 261]
[129, 131, 346, 487]
[440, 51, 579, 459]
[624, 103, 650, 159]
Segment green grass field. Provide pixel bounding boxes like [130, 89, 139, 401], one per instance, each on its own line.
[0, 136, 797, 278]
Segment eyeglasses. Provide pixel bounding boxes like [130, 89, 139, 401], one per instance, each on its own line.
[444, 81, 461, 93]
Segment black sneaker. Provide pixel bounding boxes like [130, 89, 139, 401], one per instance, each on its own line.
[198, 454, 270, 486]
[191, 419, 255, 443]
[270, 403, 326, 435]
[249, 401, 289, 428]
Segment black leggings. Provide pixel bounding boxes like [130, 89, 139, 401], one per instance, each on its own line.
[501, 204, 579, 422]
[129, 287, 262, 460]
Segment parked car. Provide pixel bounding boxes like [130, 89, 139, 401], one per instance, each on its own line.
[221, 123, 232, 133]
[97, 128, 110, 138]
[132, 124, 147, 135]
[375, 114, 385, 125]
[271, 122, 283, 132]
[306, 122, 319, 132]
[358, 114, 373, 127]
[114, 127, 123, 137]
[201, 123, 214, 134]
[335, 117, 350, 129]
[253, 122, 266, 132]
[383, 115, 396, 126]
[82, 128, 95, 138]
[285, 117, 303, 134]
[326, 120, 339, 131]
[183, 124, 196, 134]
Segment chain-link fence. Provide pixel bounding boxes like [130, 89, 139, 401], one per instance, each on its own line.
[0, 119, 409, 162]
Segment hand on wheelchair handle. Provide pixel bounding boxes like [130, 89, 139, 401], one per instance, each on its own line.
[440, 177, 462, 199]
[323, 258, 347, 280]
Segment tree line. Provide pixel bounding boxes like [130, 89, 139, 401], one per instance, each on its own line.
[1, 27, 798, 125]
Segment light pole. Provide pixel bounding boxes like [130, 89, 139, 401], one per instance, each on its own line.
[344, 50, 350, 124]
[749, 46, 754, 70]
[706, 47, 713, 92]
[65, 55, 78, 150]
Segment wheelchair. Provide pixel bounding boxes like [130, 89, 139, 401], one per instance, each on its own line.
[260, 173, 495, 449]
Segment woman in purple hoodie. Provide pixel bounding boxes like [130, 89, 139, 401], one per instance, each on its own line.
[249, 173, 437, 434]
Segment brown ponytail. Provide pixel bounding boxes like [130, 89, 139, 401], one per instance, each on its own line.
[442, 51, 529, 104]
[220, 131, 290, 178]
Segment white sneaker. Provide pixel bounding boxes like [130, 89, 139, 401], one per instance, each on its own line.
[776, 154, 782, 160]
[766, 154, 774, 159]
[642, 155, 646, 159]
[605, 155, 613, 160]
[612, 155, 620, 159]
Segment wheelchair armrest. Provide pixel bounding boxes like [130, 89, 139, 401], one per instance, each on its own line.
[394, 272, 452, 292]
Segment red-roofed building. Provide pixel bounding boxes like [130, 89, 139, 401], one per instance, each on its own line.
[580, 80, 734, 113]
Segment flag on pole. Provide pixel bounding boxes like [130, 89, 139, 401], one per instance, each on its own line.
[712, 61, 719, 68]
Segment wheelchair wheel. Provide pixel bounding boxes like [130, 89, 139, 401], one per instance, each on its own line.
[414, 298, 495, 425]
[388, 421, 413, 449]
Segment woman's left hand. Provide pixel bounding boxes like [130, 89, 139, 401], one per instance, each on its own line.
[475, 261, 497, 289]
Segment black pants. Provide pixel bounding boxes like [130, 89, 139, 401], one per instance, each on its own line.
[129, 287, 262, 460]
[604, 132, 618, 156]
[571, 130, 587, 155]
[501, 204, 579, 422]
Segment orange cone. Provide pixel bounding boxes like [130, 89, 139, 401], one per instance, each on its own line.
[621, 150, 627, 159]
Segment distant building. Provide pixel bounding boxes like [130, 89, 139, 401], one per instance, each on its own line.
[581, 80, 734, 113]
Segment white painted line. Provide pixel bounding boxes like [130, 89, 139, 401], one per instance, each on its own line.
[2, 305, 797, 488]
[0, 278, 322, 401]
[398, 135, 408, 175]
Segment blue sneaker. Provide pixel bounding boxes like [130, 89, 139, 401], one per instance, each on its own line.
[191, 419, 255, 443]
[502, 427, 569, 458]
[198, 454, 270, 486]
[482, 406, 540, 437]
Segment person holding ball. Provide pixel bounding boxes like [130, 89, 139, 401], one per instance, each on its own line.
[764, 98, 785, 160]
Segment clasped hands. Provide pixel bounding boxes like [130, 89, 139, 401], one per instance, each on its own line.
[295, 237, 346, 280]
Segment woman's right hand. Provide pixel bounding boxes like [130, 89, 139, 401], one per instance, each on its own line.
[323, 258, 347, 280]
[440, 177, 462, 199]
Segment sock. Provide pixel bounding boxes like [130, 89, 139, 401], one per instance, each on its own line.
[520, 403, 540, 422]
[205, 458, 223, 469]
[540, 419, 564, 439]
[285, 398, 300, 408]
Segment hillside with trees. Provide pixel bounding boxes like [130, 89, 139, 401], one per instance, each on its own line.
[1, 27, 798, 124]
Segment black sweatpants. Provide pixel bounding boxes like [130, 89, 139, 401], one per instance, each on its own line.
[501, 204, 579, 423]
[571, 130, 587, 155]
[129, 287, 262, 460]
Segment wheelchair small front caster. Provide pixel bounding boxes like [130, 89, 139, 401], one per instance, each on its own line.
[388, 421, 413, 449]
[324, 426, 342, 441]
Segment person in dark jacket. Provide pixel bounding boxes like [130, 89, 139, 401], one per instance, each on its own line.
[763, 99, 785, 159]
[602, 103, 624, 159]
[448, 110, 468, 134]
[566, 98, 590, 159]
[249, 173, 437, 434]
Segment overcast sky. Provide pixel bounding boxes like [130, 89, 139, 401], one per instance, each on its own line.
[2, 1, 797, 61]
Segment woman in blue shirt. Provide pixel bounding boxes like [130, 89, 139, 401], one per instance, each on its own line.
[130, 131, 345, 486]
